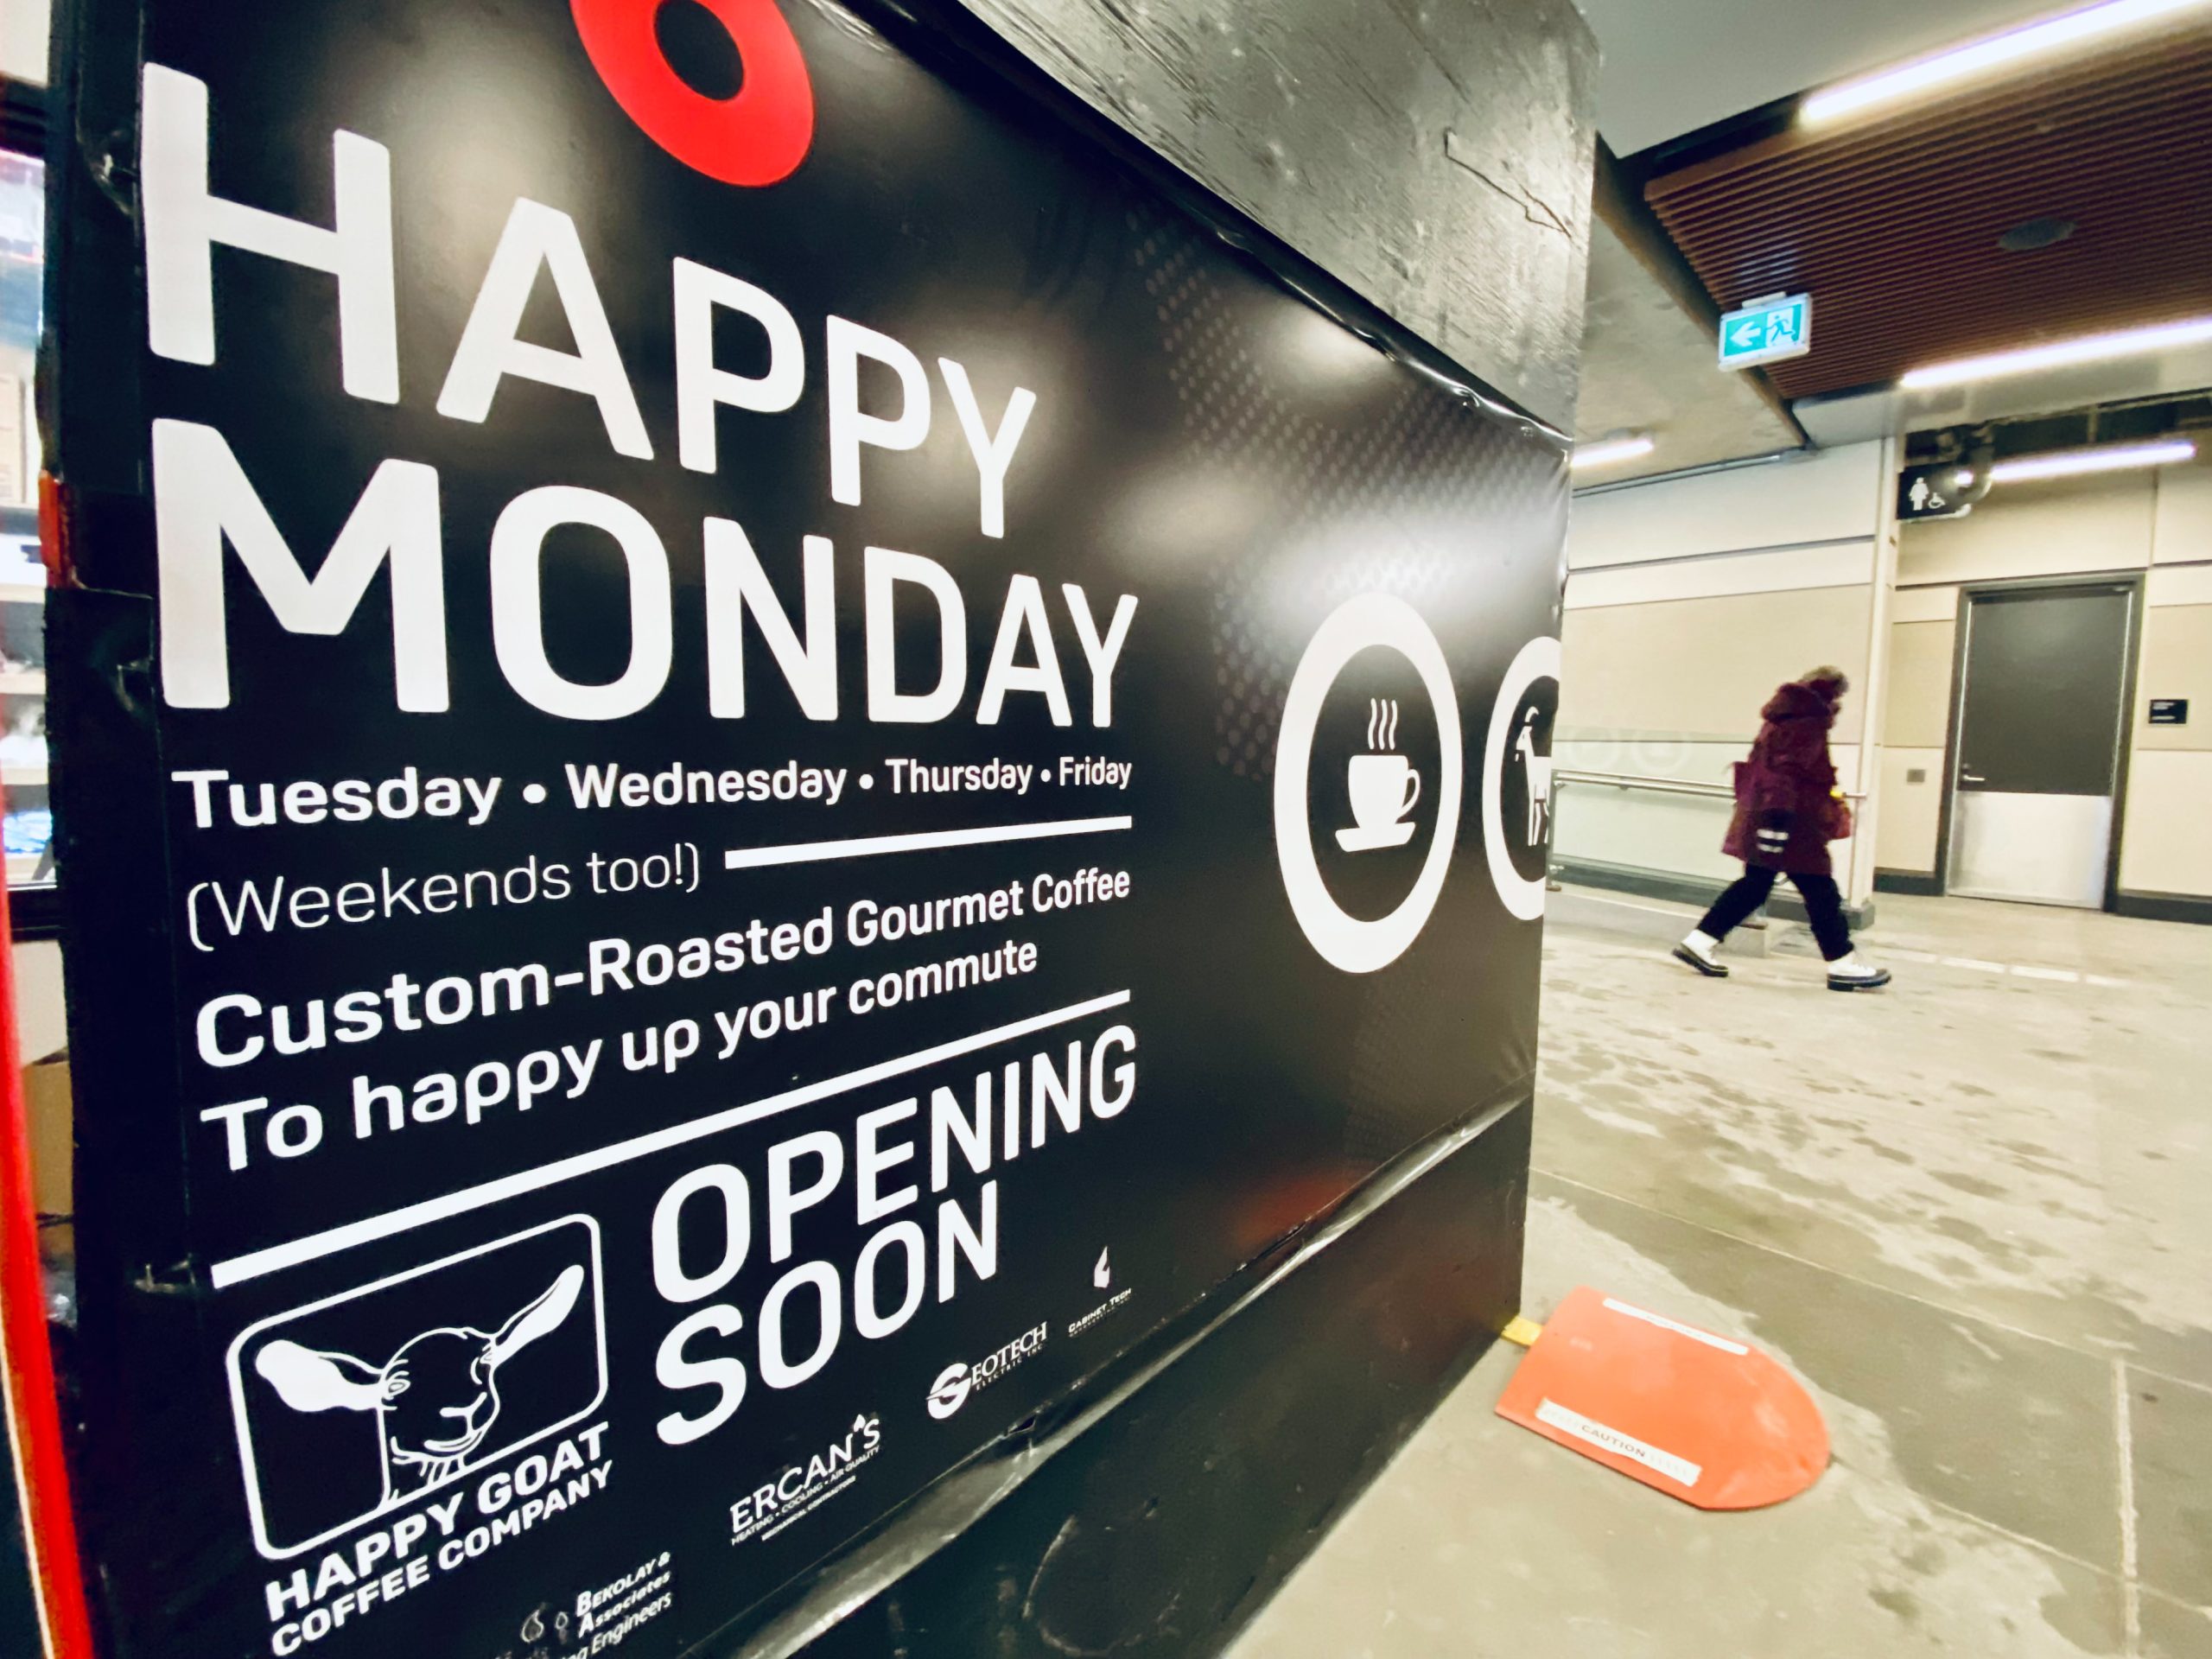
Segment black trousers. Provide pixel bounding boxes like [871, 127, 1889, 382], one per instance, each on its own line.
[1698, 866, 1852, 962]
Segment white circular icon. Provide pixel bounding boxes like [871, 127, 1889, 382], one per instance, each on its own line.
[1274, 594, 1464, 975]
[1481, 635, 1561, 922]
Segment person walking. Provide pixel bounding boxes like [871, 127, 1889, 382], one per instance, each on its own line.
[1673, 667, 1891, 991]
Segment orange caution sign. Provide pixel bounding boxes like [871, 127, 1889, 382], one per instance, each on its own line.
[1495, 1286, 1828, 1510]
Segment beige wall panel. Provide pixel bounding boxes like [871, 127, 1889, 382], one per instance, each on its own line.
[2152, 457, 2212, 565]
[2120, 751, 2212, 897]
[1874, 747, 1945, 874]
[1883, 620, 1956, 749]
[1551, 735, 1864, 788]
[1550, 737, 1743, 785]
[1898, 470, 2155, 588]
[1564, 540, 1873, 609]
[1550, 787, 1740, 885]
[2148, 565, 2212, 607]
[1559, 587, 1872, 744]
[2133, 605, 2212, 753]
[1891, 585, 1959, 623]
[1569, 442, 1885, 569]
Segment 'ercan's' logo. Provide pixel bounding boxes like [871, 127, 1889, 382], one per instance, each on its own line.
[572, 0, 815, 186]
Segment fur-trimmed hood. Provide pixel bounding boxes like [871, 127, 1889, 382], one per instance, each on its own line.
[1760, 680, 1840, 728]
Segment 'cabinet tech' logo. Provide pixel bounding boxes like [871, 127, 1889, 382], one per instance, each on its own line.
[572, 0, 815, 186]
[925, 1323, 1048, 1420]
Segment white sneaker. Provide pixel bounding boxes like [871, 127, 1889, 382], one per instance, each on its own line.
[1827, 952, 1891, 992]
[1671, 931, 1729, 979]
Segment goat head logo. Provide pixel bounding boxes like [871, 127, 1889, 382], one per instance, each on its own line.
[254, 1265, 586, 1502]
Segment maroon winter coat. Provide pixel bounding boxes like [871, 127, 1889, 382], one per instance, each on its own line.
[1722, 679, 1848, 876]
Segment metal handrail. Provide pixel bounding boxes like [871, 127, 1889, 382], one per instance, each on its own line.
[1552, 768, 1731, 800]
[1551, 767, 1867, 804]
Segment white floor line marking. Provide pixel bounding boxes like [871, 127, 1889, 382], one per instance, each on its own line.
[725, 816, 1132, 868]
[2116, 1357, 2142, 1657]
[1890, 950, 2123, 987]
[1618, 934, 2114, 989]
[1566, 912, 2127, 990]
[209, 989, 1134, 1287]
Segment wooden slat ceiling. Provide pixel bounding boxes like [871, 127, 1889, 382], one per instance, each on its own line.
[1643, 19, 2212, 402]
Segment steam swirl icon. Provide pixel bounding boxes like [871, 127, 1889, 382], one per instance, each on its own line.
[1274, 595, 1464, 974]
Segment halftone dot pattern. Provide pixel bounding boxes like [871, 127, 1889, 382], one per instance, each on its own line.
[1127, 207, 1564, 1160]
[1128, 209, 1560, 787]
[1340, 962, 1461, 1163]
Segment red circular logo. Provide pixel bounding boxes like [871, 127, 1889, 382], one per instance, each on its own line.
[571, 0, 815, 187]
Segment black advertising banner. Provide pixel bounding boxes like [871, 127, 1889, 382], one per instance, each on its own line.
[42, 1, 1567, 1654]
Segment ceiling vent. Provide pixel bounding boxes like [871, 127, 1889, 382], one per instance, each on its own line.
[1999, 216, 2078, 251]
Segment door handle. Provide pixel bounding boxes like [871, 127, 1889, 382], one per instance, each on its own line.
[1961, 772, 1986, 784]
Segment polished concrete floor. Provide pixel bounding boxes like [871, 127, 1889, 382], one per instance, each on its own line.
[1230, 892, 2212, 1658]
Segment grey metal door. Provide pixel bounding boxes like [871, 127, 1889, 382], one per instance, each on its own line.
[1948, 583, 2133, 907]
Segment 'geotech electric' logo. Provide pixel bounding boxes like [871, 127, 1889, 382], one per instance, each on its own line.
[925, 1364, 972, 1421]
[925, 1323, 1048, 1421]
[572, 0, 815, 185]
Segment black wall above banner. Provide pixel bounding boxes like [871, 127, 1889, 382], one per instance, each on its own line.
[38, 2, 1567, 1655]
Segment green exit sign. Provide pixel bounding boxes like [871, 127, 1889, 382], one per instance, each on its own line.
[1718, 293, 1811, 370]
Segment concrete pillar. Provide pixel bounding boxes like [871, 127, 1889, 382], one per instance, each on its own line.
[960, 0, 1599, 427]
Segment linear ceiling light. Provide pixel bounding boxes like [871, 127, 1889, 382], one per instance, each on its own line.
[1988, 438, 2196, 483]
[1803, 0, 2212, 124]
[1899, 316, 2212, 390]
[1570, 434, 1656, 472]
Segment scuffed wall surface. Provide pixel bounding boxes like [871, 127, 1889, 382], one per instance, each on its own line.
[956, 0, 1598, 429]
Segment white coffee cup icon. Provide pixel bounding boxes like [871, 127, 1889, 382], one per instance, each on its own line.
[1338, 749, 1421, 852]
